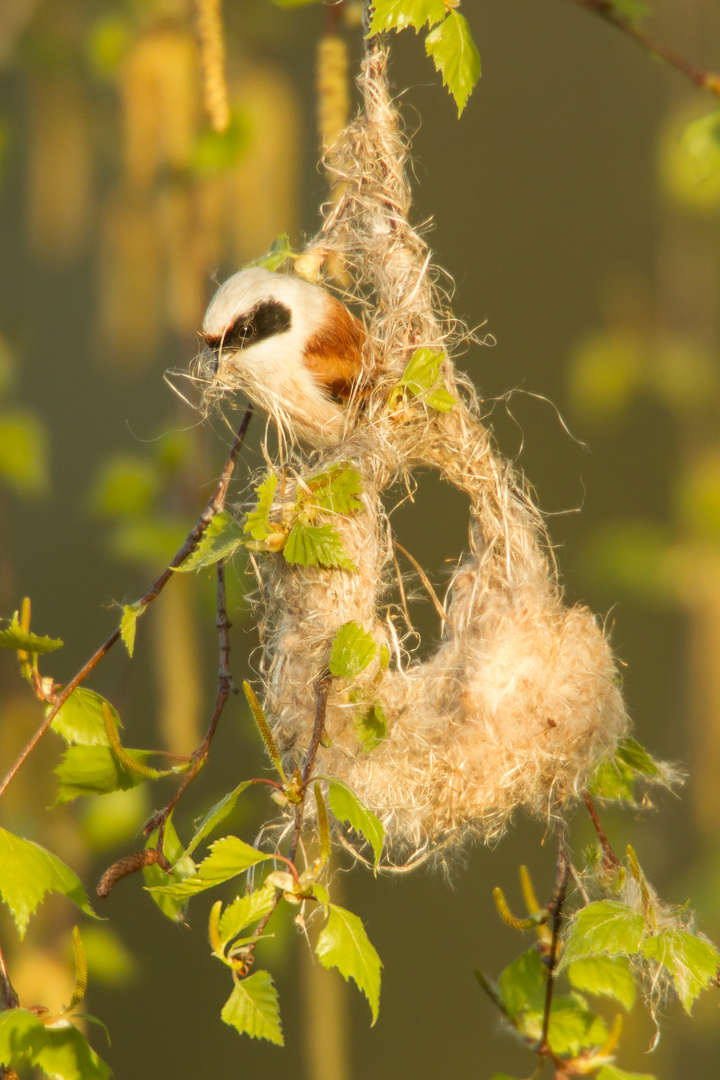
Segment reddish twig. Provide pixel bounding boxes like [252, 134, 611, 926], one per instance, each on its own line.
[539, 839, 569, 1059]
[583, 790, 621, 869]
[568, 0, 720, 95]
[0, 405, 253, 804]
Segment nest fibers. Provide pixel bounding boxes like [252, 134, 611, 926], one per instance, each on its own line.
[204, 39, 629, 863]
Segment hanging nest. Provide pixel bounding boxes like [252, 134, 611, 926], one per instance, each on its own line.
[205, 37, 629, 865]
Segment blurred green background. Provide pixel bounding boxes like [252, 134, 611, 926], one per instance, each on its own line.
[1, 0, 720, 1076]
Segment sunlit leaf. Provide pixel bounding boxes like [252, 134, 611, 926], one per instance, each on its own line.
[185, 782, 254, 857]
[284, 523, 357, 571]
[497, 947, 546, 1019]
[642, 928, 719, 1013]
[303, 466, 364, 515]
[545, 998, 609, 1057]
[144, 817, 196, 922]
[316, 904, 382, 1023]
[120, 603, 144, 658]
[0, 611, 62, 654]
[221, 970, 283, 1045]
[148, 836, 273, 900]
[51, 689, 120, 747]
[327, 780, 384, 867]
[248, 233, 295, 272]
[370, 0, 446, 34]
[596, 1066, 657, 1080]
[243, 473, 279, 541]
[0, 1010, 111, 1080]
[0, 828, 96, 939]
[329, 621, 377, 679]
[54, 745, 151, 803]
[567, 955, 636, 1012]
[353, 703, 387, 754]
[425, 12, 481, 116]
[217, 882, 277, 946]
[561, 901, 646, 966]
[175, 511, 245, 572]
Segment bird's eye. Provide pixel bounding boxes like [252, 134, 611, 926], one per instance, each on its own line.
[223, 317, 256, 350]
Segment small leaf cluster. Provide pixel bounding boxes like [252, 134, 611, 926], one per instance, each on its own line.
[388, 346, 456, 417]
[369, 1, 480, 116]
[588, 737, 677, 806]
[330, 621, 390, 754]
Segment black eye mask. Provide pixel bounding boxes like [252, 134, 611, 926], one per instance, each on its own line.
[205, 298, 293, 355]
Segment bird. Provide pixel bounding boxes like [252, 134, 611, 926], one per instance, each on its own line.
[201, 267, 367, 448]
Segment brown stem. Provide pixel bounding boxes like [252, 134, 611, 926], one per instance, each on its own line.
[583, 790, 621, 868]
[539, 841, 569, 1057]
[0, 944, 18, 1011]
[568, 0, 720, 95]
[0, 405, 253, 804]
[154, 557, 239, 854]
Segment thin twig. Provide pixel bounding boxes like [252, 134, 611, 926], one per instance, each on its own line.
[539, 839, 569, 1057]
[0, 944, 18, 1011]
[568, 0, 720, 94]
[0, 405, 253, 804]
[583, 790, 621, 868]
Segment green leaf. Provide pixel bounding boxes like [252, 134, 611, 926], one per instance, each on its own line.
[144, 817, 196, 922]
[641, 928, 719, 1013]
[616, 737, 661, 777]
[217, 882, 277, 946]
[120, 603, 145, 658]
[54, 745, 150, 803]
[248, 233, 295, 272]
[0, 411, 48, 495]
[497, 947, 546, 1019]
[597, 1067, 657, 1080]
[329, 621, 377, 679]
[148, 835, 272, 900]
[303, 465, 364, 515]
[221, 970, 283, 1045]
[327, 780, 384, 867]
[353, 703, 387, 753]
[51, 689, 120, 747]
[0, 611, 62, 654]
[315, 904, 382, 1023]
[545, 998, 608, 1057]
[244, 473, 279, 541]
[425, 11, 481, 116]
[401, 346, 444, 392]
[561, 901, 646, 966]
[0, 1010, 112, 1080]
[175, 511, 245, 572]
[185, 782, 254, 857]
[284, 522, 357, 571]
[370, 0, 446, 34]
[588, 758, 636, 802]
[88, 455, 158, 518]
[609, 0, 649, 22]
[0, 827, 96, 939]
[567, 955, 636, 1012]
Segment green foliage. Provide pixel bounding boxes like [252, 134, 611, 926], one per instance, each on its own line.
[391, 346, 456, 412]
[0, 827, 96, 939]
[303, 465, 364, 515]
[54, 744, 153, 803]
[0, 1009, 111, 1080]
[284, 522, 357, 570]
[0, 611, 62, 654]
[148, 835, 273, 900]
[51, 688, 120, 746]
[353, 703, 388, 753]
[214, 882, 277, 951]
[120, 602, 144, 657]
[561, 901, 647, 964]
[589, 737, 665, 804]
[184, 781, 254, 857]
[326, 780, 384, 867]
[243, 473, 279, 541]
[315, 904, 382, 1024]
[248, 233, 296, 272]
[641, 927, 720, 1013]
[329, 621, 377, 679]
[144, 817, 196, 923]
[221, 971, 284, 1045]
[566, 956, 636, 1012]
[368, 1, 480, 114]
[175, 511, 245, 572]
[425, 11, 481, 117]
[596, 1068, 656, 1080]
[0, 410, 48, 495]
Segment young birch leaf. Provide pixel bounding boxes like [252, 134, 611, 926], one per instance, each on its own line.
[0, 612, 62, 653]
[353, 704, 387, 753]
[51, 688, 120, 746]
[399, 347, 455, 411]
[596, 1067, 657, 1080]
[545, 999, 608, 1057]
[561, 901, 646, 965]
[248, 233, 294, 271]
[370, 0, 446, 34]
[329, 621, 377, 679]
[148, 836, 273, 900]
[0, 1010, 111, 1080]
[54, 745, 151, 803]
[497, 947, 546, 1018]
[315, 904, 382, 1023]
[284, 523, 357, 571]
[144, 817, 196, 922]
[425, 11, 481, 117]
[217, 882, 277, 946]
[119, 603, 144, 658]
[185, 781, 254, 857]
[304, 466, 364, 515]
[327, 780, 384, 867]
[244, 473, 279, 541]
[221, 970, 283, 1045]
[175, 511, 245, 572]
[588, 758, 636, 802]
[641, 928, 720, 1013]
[0, 827, 97, 939]
[567, 955, 636, 1012]
[616, 737, 661, 777]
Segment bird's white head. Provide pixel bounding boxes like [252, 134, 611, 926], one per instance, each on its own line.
[201, 267, 367, 448]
